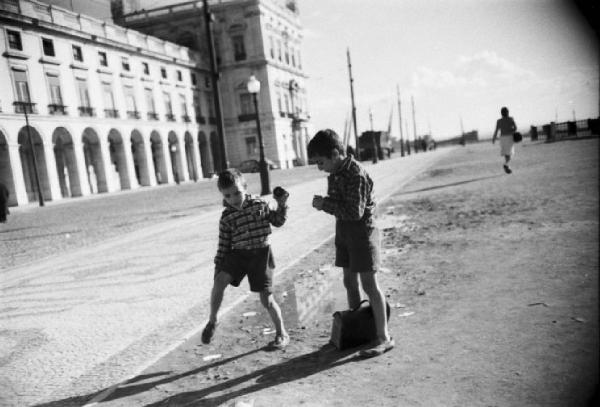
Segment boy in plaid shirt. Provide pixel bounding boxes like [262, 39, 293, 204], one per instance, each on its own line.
[308, 129, 393, 357]
[201, 169, 290, 348]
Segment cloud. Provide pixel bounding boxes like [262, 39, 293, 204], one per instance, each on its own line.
[412, 51, 536, 90]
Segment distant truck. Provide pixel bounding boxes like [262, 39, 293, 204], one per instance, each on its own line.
[358, 131, 393, 161]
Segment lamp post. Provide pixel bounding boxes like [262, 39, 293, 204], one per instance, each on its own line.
[14, 101, 44, 206]
[247, 75, 271, 196]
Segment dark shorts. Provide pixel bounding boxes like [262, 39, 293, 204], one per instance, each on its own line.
[335, 219, 380, 273]
[220, 247, 275, 293]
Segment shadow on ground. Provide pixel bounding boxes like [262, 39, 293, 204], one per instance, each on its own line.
[32, 344, 359, 407]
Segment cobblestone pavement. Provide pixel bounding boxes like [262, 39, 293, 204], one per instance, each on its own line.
[0, 150, 452, 406]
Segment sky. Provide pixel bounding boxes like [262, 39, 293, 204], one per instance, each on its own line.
[300, 0, 599, 141]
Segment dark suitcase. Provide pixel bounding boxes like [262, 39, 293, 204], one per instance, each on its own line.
[330, 299, 391, 350]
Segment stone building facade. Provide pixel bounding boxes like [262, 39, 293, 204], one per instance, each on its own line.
[1, 0, 221, 206]
[116, 0, 311, 173]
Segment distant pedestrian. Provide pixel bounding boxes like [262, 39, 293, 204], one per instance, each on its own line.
[492, 106, 517, 174]
[201, 169, 290, 348]
[308, 129, 393, 358]
[0, 182, 9, 223]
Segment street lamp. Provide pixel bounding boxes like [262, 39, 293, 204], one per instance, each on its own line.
[247, 75, 271, 196]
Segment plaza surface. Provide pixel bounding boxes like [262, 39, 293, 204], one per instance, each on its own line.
[84, 138, 597, 407]
[1, 147, 449, 406]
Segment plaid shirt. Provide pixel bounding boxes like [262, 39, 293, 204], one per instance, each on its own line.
[322, 156, 376, 221]
[214, 194, 287, 268]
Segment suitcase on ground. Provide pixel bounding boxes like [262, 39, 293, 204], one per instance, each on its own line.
[330, 299, 391, 350]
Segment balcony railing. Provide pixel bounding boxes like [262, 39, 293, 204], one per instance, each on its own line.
[78, 106, 95, 117]
[127, 110, 140, 119]
[48, 104, 68, 115]
[238, 113, 257, 122]
[182, 115, 191, 123]
[104, 109, 119, 118]
[147, 112, 159, 120]
[166, 113, 176, 122]
[13, 101, 37, 114]
[196, 115, 206, 124]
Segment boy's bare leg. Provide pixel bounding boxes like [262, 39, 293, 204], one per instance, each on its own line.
[343, 267, 362, 309]
[208, 272, 232, 323]
[259, 291, 287, 337]
[360, 271, 391, 343]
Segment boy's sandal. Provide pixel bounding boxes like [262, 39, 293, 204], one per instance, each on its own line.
[270, 334, 290, 349]
[359, 338, 395, 358]
[201, 321, 217, 344]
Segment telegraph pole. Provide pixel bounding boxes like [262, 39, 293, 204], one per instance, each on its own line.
[396, 85, 404, 157]
[346, 48, 360, 159]
[203, 0, 227, 172]
[411, 95, 418, 153]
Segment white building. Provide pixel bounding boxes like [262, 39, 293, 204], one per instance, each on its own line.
[1, 0, 220, 207]
[116, 0, 312, 174]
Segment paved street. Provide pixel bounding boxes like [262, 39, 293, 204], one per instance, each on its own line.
[0, 149, 452, 406]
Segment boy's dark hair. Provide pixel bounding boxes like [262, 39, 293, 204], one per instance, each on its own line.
[307, 129, 345, 159]
[501, 106, 509, 117]
[217, 168, 246, 190]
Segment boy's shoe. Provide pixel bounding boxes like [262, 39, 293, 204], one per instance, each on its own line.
[358, 338, 395, 358]
[503, 165, 512, 174]
[201, 321, 217, 344]
[270, 334, 290, 349]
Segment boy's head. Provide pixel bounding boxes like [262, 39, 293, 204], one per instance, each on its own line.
[307, 129, 345, 173]
[501, 107, 509, 117]
[217, 169, 247, 209]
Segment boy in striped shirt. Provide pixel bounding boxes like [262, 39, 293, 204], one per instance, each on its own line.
[201, 169, 290, 348]
[308, 129, 394, 357]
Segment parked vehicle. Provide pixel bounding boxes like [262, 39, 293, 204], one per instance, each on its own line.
[238, 158, 278, 173]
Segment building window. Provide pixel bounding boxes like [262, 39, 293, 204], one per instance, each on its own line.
[145, 88, 157, 120]
[277, 91, 283, 115]
[102, 82, 118, 117]
[76, 77, 93, 116]
[72, 45, 83, 62]
[176, 70, 182, 82]
[193, 91, 204, 123]
[269, 36, 275, 59]
[232, 35, 246, 61]
[42, 38, 55, 57]
[163, 91, 174, 121]
[284, 43, 289, 64]
[161, 67, 167, 79]
[277, 39, 282, 61]
[124, 85, 138, 118]
[12, 68, 31, 103]
[191, 72, 197, 86]
[245, 137, 257, 156]
[284, 94, 290, 113]
[205, 76, 211, 88]
[297, 50, 302, 69]
[240, 93, 253, 115]
[98, 51, 108, 67]
[142, 62, 149, 75]
[46, 73, 66, 114]
[121, 57, 130, 71]
[7, 30, 22, 51]
[291, 47, 295, 67]
[180, 94, 189, 121]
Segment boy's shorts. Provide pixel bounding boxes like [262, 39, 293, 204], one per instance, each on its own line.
[220, 247, 275, 293]
[335, 219, 380, 273]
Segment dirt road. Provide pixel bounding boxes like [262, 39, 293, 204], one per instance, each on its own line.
[78, 139, 599, 407]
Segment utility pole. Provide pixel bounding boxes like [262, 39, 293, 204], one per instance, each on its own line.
[346, 48, 360, 160]
[14, 101, 44, 206]
[203, 0, 227, 172]
[411, 95, 418, 153]
[396, 85, 404, 157]
[369, 108, 378, 163]
[405, 120, 411, 155]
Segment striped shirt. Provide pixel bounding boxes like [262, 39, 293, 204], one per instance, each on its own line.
[321, 156, 376, 221]
[214, 194, 287, 268]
